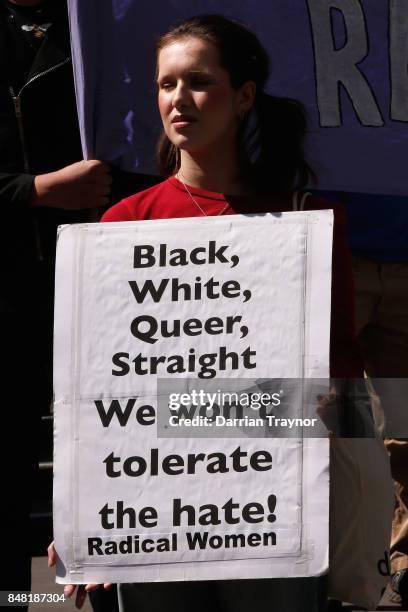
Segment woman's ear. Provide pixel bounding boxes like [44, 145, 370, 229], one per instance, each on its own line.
[237, 81, 257, 118]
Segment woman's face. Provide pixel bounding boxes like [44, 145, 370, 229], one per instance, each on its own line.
[157, 37, 251, 156]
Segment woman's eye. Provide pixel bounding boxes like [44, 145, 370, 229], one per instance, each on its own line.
[159, 82, 174, 90]
[191, 79, 211, 88]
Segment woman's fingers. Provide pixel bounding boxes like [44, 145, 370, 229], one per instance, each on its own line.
[316, 389, 338, 436]
[84, 582, 113, 591]
[48, 542, 106, 609]
[48, 542, 112, 605]
[47, 541, 56, 567]
[63, 585, 76, 598]
[62, 584, 87, 610]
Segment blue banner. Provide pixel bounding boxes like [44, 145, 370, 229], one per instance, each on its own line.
[68, 0, 408, 195]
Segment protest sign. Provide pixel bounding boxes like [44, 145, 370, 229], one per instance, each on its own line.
[68, 0, 408, 195]
[53, 212, 332, 584]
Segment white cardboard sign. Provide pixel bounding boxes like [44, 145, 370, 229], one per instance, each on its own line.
[53, 212, 332, 584]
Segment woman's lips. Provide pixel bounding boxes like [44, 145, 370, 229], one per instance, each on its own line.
[171, 116, 197, 128]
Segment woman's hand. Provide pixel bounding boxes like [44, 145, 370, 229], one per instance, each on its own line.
[47, 542, 112, 610]
[316, 387, 339, 438]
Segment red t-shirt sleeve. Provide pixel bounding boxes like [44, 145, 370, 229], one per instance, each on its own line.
[101, 199, 134, 222]
[328, 203, 364, 378]
[305, 197, 363, 378]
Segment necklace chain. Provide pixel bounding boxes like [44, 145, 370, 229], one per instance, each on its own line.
[176, 172, 229, 217]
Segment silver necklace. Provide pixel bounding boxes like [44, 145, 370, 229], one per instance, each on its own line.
[176, 172, 230, 217]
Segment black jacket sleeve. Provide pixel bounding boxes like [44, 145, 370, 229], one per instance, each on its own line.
[0, 171, 35, 208]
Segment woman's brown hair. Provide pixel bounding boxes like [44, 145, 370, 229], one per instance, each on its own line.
[156, 14, 314, 192]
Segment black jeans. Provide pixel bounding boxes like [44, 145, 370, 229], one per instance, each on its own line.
[118, 576, 328, 612]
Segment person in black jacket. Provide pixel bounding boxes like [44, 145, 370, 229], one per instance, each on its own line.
[0, 0, 113, 604]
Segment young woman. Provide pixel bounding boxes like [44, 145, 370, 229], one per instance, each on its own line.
[102, 14, 361, 380]
[54, 13, 363, 611]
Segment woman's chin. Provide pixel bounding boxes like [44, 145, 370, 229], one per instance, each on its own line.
[170, 132, 194, 144]
[168, 132, 223, 158]
[171, 139, 205, 154]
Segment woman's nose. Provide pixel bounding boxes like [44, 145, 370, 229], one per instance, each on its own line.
[172, 82, 190, 109]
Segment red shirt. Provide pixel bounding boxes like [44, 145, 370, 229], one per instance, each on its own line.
[102, 177, 363, 378]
